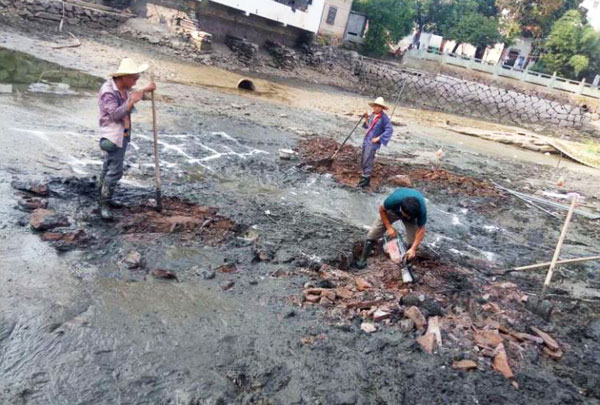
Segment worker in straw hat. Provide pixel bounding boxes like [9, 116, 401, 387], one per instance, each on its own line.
[97, 57, 156, 220]
[359, 96, 394, 188]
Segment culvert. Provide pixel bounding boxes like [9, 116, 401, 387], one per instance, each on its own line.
[237, 78, 256, 91]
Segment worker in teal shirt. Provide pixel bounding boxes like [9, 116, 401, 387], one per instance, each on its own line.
[355, 188, 427, 269]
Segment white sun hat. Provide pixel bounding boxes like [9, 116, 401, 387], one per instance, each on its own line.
[368, 96, 389, 110]
[110, 57, 149, 77]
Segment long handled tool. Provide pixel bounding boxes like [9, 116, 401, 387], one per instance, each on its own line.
[150, 81, 162, 213]
[328, 115, 365, 162]
[299, 115, 364, 168]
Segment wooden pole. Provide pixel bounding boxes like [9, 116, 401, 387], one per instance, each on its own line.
[541, 195, 578, 297]
[511, 255, 600, 271]
[151, 79, 162, 213]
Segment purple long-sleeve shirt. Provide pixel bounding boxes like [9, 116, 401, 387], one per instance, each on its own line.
[98, 78, 131, 148]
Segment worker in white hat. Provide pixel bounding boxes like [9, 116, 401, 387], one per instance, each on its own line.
[97, 57, 156, 220]
[359, 96, 394, 188]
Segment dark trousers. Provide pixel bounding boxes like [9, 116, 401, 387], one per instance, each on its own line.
[361, 142, 378, 177]
[101, 136, 129, 190]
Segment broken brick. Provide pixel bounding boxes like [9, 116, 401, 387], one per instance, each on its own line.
[493, 343, 514, 379]
[388, 174, 413, 188]
[29, 208, 69, 231]
[335, 287, 353, 299]
[481, 302, 502, 313]
[41, 232, 63, 241]
[373, 309, 392, 322]
[355, 277, 373, 291]
[319, 296, 334, 306]
[217, 263, 237, 273]
[473, 329, 503, 348]
[304, 294, 320, 303]
[150, 269, 179, 281]
[404, 306, 427, 330]
[417, 333, 435, 353]
[346, 299, 384, 309]
[360, 322, 377, 333]
[399, 319, 415, 332]
[530, 327, 560, 351]
[321, 290, 336, 301]
[452, 360, 477, 370]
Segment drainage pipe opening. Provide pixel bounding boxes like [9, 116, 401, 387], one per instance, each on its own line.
[237, 78, 256, 91]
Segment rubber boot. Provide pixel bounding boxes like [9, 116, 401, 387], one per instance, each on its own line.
[99, 183, 114, 221]
[355, 240, 374, 269]
[359, 176, 371, 189]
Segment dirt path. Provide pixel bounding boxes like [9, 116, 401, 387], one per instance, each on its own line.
[1, 21, 600, 404]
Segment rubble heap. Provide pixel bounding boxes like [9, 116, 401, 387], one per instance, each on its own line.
[225, 35, 259, 66]
[265, 40, 297, 70]
[295, 252, 565, 386]
[296, 136, 502, 197]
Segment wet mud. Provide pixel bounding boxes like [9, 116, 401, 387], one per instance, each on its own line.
[1, 28, 600, 405]
[297, 137, 502, 198]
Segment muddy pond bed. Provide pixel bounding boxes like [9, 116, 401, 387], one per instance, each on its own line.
[1, 44, 600, 404]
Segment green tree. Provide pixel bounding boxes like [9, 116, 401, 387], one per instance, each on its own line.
[495, 0, 584, 38]
[445, 12, 503, 50]
[353, 0, 416, 56]
[538, 10, 600, 79]
[418, 0, 497, 35]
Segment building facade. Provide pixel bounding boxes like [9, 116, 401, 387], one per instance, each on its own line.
[581, 0, 600, 31]
[317, 0, 353, 42]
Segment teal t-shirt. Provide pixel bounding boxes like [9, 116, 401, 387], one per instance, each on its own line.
[383, 188, 427, 227]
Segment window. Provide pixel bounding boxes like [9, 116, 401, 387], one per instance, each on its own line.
[326, 6, 337, 25]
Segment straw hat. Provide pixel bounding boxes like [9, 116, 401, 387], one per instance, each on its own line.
[110, 58, 149, 77]
[368, 96, 389, 110]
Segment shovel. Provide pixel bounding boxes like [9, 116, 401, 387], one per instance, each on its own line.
[150, 77, 162, 212]
[300, 115, 364, 167]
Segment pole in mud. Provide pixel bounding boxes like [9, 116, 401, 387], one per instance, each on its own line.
[151, 79, 162, 213]
[541, 194, 578, 298]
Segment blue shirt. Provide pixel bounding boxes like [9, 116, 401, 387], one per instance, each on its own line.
[362, 112, 393, 150]
[383, 188, 427, 227]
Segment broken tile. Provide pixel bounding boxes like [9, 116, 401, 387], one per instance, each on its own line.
[543, 347, 563, 360]
[426, 316, 443, 347]
[530, 327, 560, 351]
[493, 343, 514, 379]
[513, 332, 544, 345]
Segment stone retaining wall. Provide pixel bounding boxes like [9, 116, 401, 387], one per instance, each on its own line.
[349, 56, 594, 134]
[0, 0, 130, 29]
